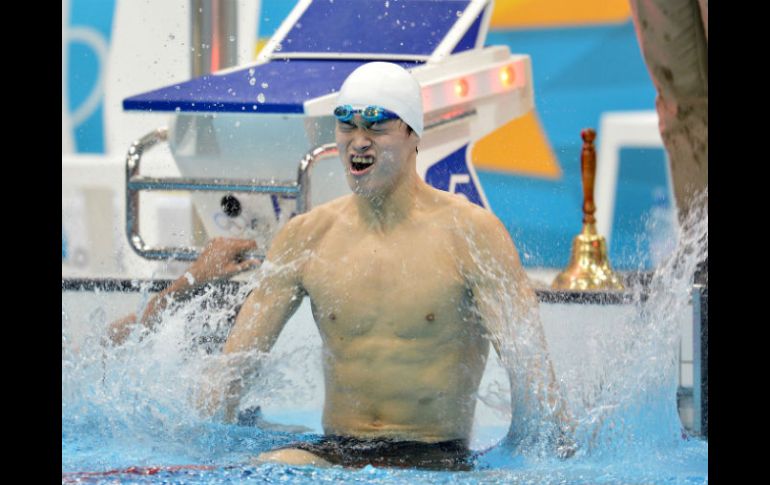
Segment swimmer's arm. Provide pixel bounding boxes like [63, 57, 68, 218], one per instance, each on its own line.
[106, 238, 260, 345]
[465, 210, 576, 457]
[200, 217, 308, 422]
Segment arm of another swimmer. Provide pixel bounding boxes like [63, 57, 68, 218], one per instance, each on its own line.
[106, 237, 260, 345]
[199, 215, 308, 422]
[464, 210, 576, 457]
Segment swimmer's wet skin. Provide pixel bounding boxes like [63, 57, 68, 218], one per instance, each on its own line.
[204, 62, 577, 470]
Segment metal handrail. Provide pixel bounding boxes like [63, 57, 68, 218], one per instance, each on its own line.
[124, 104, 478, 262]
[125, 127, 337, 261]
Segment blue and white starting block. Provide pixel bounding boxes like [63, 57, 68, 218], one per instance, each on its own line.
[123, 0, 534, 260]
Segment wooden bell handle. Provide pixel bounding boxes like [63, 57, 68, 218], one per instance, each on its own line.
[581, 128, 597, 224]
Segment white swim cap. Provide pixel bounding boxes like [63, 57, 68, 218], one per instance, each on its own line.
[336, 62, 424, 137]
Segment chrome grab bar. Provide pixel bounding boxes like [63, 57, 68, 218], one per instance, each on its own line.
[125, 128, 338, 261]
[124, 106, 474, 262]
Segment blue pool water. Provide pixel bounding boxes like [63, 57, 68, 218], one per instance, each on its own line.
[62, 414, 707, 484]
[62, 196, 709, 484]
[62, 293, 708, 484]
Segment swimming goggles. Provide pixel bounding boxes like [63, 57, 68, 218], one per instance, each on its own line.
[333, 105, 400, 124]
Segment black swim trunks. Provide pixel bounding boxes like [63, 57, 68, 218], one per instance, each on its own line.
[279, 435, 476, 471]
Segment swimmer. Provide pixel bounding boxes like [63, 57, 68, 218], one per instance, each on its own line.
[198, 62, 576, 469]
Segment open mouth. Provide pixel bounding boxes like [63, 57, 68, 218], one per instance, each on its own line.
[350, 155, 376, 174]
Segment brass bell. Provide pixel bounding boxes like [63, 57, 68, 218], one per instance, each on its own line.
[552, 129, 624, 291]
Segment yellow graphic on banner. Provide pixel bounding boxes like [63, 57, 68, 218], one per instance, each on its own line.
[471, 111, 561, 179]
[491, 0, 630, 29]
[254, 38, 269, 58]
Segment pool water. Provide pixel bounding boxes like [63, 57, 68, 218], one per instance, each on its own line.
[62, 195, 708, 484]
[61, 287, 708, 485]
[62, 414, 707, 484]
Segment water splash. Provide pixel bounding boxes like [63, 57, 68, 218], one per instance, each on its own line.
[62, 189, 708, 481]
[62, 261, 322, 469]
[470, 189, 707, 466]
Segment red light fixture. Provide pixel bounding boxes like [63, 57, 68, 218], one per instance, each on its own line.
[500, 65, 515, 87]
[454, 78, 469, 98]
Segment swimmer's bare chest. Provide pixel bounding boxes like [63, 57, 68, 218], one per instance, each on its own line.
[300, 216, 489, 441]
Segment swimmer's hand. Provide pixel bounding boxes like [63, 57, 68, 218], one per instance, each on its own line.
[195, 354, 260, 423]
[188, 237, 262, 285]
[194, 372, 241, 423]
[554, 429, 578, 460]
[105, 313, 138, 346]
[551, 411, 579, 459]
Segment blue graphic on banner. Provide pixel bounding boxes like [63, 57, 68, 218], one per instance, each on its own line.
[424, 145, 485, 208]
[63, 0, 116, 153]
[280, 0, 470, 56]
[62, 227, 68, 261]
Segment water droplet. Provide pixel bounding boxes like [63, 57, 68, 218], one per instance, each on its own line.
[168, 33, 175, 40]
[257, 93, 266, 103]
[234, 121, 241, 128]
[456, 10, 463, 17]
[261, 82, 269, 89]
[249, 78, 256, 86]
[274, 43, 282, 52]
[174, 107, 181, 112]
[229, 35, 235, 42]
[385, 0, 389, 7]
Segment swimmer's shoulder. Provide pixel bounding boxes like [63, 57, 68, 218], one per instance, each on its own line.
[423, 186, 516, 259]
[425, 186, 501, 230]
[275, 196, 350, 249]
[294, 195, 350, 229]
